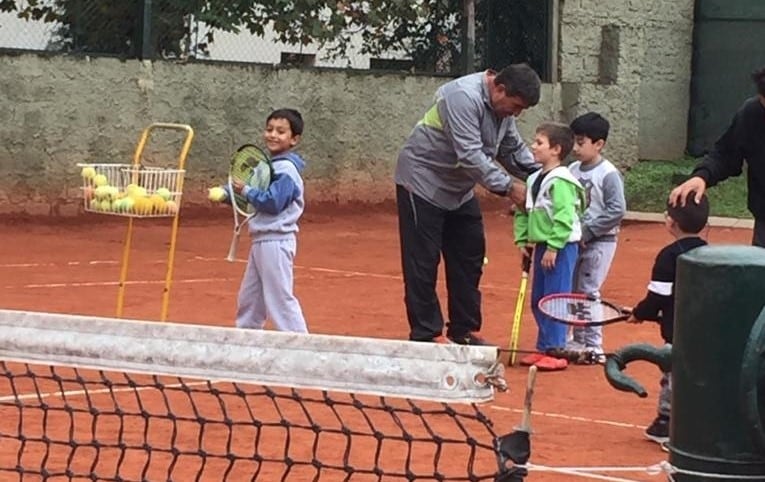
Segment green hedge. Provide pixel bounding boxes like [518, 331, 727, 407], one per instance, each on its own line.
[623, 158, 750, 219]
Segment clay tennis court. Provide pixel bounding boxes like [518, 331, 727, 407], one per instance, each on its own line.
[0, 202, 752, 481]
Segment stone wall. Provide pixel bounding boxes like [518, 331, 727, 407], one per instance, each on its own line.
[560, 0, 695, 163]
[0, 55, 562, 215]
[0, 0, 695, 216]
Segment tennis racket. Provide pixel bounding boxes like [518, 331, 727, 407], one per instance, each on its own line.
[508, 248, 533, 366]
[226, 144, 273, 262]
[537, 293, 632, 327]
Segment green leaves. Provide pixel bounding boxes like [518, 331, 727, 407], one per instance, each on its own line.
[3, 0, 466, 66]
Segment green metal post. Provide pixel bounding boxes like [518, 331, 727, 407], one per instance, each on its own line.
[141, 0, 153, 60]
[670, 245, 765, 480]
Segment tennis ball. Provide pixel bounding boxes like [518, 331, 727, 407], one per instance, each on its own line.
[149, 194, 167, 213]
[94, 185, 109, 200]
[122, 197, 135, 213]
[135, 196, 152, 215]
[166, 200, 178, 214]
[155, 187, 172, 201]
[483, 256, 489, 265]
[81, 166, 96, 179]
[208, 186, 226, 202]
[93, 174, 108, 187]
[89, 198, 99, 211]
[106, 186, 119, 201]
[98, 199, 112, 212]
[126, 183, 140, 196]
[112, 198, 124, 212]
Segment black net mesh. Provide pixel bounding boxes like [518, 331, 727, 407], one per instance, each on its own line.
[0, 361, 511, 481]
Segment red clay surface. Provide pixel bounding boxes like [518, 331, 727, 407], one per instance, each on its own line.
[0, 203, 752, 481]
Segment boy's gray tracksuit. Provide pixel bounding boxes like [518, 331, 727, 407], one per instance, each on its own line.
[567, 158, 626, 355]
[235, 152, 308, 333]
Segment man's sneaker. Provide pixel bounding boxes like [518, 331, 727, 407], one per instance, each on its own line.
[414, 335, 453, 344]
[645, 415, 670, 444]
[448, 332, 491, 346]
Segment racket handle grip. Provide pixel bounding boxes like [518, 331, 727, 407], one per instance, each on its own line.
[226, 237, 239, 262]
[521, 247, 533, 273]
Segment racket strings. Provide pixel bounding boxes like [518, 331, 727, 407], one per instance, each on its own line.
[539, 297, 622, 324]
[229, 145, 272, 213]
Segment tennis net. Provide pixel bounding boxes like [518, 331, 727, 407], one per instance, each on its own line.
[0, 309, 519, 481]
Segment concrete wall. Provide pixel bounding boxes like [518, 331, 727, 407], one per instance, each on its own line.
[559, 0, 695, 163]
[0, 55, 563, 215]
[0, 0, 695, 216]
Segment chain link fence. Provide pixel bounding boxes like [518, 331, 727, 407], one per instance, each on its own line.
[0, 0, 551, 79]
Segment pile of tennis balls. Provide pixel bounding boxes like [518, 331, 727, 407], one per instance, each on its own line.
[81, 166, 178, 216]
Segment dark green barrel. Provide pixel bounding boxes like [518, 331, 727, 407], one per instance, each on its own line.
[670, 245, 765, 480]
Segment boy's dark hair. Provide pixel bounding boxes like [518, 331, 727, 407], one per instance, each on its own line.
[666, 193, 709, 234]
[495, 63, 541, 107]
[570, 112, 610, 142]
[536, 122, 575, 160]
[268, 108, 304, 136]
[752, 66, 765, 97]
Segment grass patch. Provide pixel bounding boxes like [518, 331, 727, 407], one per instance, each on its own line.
[623, 157, 750, 218]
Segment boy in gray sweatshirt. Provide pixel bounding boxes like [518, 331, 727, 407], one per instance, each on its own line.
[227, 108, 308, 333]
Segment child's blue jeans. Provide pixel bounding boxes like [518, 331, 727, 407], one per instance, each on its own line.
[530, 242, 579, 352]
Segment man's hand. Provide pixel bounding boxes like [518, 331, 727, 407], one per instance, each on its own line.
[669, 176, 706, 207]
[508, 179, 526, 207]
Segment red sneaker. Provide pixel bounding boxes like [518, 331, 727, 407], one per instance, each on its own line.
[534, 356, 568, 371]
[520, 353, 545, 366]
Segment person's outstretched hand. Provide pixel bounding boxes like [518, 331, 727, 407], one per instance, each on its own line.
[669, 176, 706, 207]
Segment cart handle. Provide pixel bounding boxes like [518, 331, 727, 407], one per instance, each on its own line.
[132, 123, 195, 171]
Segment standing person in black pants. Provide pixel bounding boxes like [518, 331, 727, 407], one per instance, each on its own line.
[395, 64, 542, 344]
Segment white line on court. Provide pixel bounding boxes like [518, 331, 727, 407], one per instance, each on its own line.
[0, 381, 210, 403]
[3, 255, 516, 291]
[488, 404, 645, 429]
[6, 278, 232, 289]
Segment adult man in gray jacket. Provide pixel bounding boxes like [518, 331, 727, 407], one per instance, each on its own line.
[395, 63, 541, 344]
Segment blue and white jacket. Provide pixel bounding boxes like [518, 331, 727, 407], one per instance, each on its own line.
[241, 151, 306, 241]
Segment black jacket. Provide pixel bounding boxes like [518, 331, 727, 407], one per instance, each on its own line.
[693, 97, 765, 220]
[632, 237, 707, 343]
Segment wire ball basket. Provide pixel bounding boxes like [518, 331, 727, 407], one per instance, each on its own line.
[77, 163, 185, 218]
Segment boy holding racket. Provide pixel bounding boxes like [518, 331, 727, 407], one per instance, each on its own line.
[220, 108, 308, 333]
[627, 194, 709, 444]
[514, 122, 584, 371]
[566, 113, 626, 364]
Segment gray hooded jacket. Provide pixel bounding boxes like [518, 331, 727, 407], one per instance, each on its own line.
[395, 71, 537, 210]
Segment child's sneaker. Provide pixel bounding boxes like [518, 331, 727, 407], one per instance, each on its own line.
[534, 356, 568, 371]
[645, 415, 670, 444]
[520, 352, 545, 366]
[575, 349, 606, 365]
